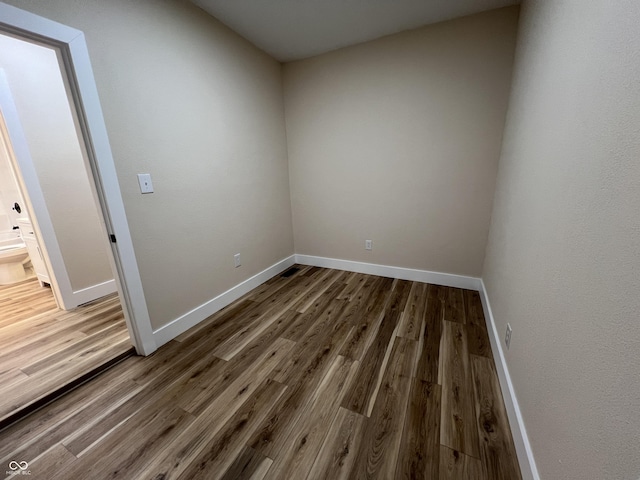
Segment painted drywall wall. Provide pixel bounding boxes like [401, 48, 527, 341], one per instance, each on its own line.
[283, 7, 519, 277]
[3, 0, 293, 330]
[482, 1, 640, 479]
[0, 33, 113, 291]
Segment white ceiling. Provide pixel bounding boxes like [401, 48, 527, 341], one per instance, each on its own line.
[190, 0, 520, 62]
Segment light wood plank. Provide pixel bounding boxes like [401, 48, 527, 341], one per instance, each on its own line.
[0, 279, 129, 423]
[28, 444, 77, 477]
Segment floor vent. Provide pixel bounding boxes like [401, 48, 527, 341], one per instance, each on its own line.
[281, 267, 300, 278]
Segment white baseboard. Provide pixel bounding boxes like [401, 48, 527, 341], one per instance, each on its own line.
[294, 254, 481, 291]
[153, 255, 296, 348]
[73, 279, 117, 306]
[479, 279, 539, 480]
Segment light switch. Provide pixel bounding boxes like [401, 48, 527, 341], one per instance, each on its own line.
[137, 173, 154, 194]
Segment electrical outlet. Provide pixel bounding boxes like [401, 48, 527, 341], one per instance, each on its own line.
[505, 323, 512, 350]
[234, 253, 241, 268]
[365, 239, 373, 251]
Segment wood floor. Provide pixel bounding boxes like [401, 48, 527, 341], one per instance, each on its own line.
[0, 278, 131, 425]
[0, 266, 521, 479]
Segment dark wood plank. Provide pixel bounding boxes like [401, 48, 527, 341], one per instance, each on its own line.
[439, 321, 480, 458]
[467, 323, 492, 358]
[439, 445, 486, 480]
[279, 278, 349, 342]
[214, 270, 343, 360]
[307, 407, 367, 480]
[270, 295, 351, 387]
[336, 273, 368, 301]
[176, 378, 287, 479]
[264, 355, 357, 480]
[346, 336, 416, 479]
[339, 276, 394, 361]
[414, 284, 444, 383]
[341, 280, 411, 416]
[220, 446, 272, 480]
[178, 309, 296, 415]
[62, 350, 222, 456]
[138, 337, 294, 479]
[174, 298, 260, 343]
[463, 290, 485, 326]
[471, 355, 522, 480]
[60, 403, 194, 479]
[397, 282, 427, 340]
[395, 379, 441, 479]
[445, 288, 466, 324]
[249, 314, 352, 458]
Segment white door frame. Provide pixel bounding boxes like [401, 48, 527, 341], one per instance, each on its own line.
[0, 2, 156, 355]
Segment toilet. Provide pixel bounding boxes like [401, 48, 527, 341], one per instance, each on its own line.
[0, 233, 31, 285]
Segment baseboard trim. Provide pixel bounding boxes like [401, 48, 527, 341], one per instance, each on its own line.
[479, 279, 539, 480]
[153, 255, 296, 348]
[294, 254, 481, 291]
[72, 279, 117, 306]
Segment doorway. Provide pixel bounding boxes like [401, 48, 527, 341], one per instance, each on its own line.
[0, 2, 156, 425]
[0, 32, 134, 425]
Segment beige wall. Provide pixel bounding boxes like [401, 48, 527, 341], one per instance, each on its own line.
[0, 33, 113, 291]
[283, 7, 519, 277]
[482, 1, 640, 479]
[4, 0, 294, 330]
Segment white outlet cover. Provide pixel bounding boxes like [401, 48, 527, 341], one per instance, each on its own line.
[137, 173, 154, 194]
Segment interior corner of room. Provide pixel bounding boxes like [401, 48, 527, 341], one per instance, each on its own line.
[0, 0, 639, 479]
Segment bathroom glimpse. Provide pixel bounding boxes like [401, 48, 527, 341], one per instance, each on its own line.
[0, 133, 43, 286]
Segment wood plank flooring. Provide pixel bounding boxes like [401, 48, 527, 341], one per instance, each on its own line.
[0, 266, 522, 479]
[0, 278, 131, 425]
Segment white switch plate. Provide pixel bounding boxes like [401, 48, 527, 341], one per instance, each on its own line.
[365, 239, 373, 250]
[234, 253, 241, 268]
[137, 173, 154, 194]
